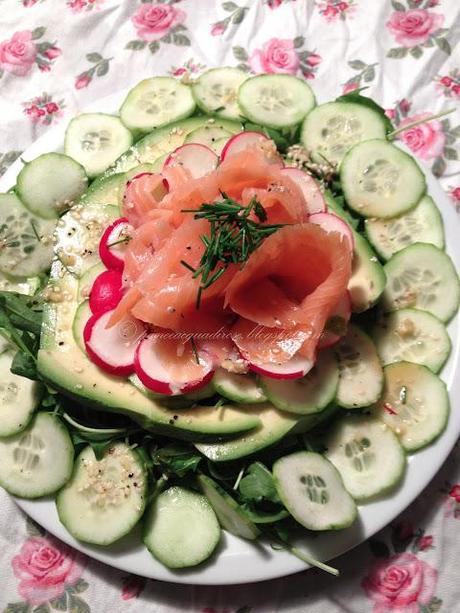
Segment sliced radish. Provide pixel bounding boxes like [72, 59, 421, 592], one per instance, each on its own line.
[163, 144, 218, 179]
[220, 131, 283, 166]
[122, 172, 169, 226]
[89, 269, 124, 314]
[247, 354, 314, 380]
[309, 212, 354, 250]
[99, 217, 133, 271]
[135, 334, 215, 396]
[84, 309, 145, 376]
[280, 168, 326, 214]
[318, 291, 352, 349]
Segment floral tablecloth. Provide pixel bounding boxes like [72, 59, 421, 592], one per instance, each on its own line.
[1, 0, 460, 611]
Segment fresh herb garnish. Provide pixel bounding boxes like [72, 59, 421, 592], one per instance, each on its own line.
[106, 236, 132, 248]
[181, 195, 284, 308]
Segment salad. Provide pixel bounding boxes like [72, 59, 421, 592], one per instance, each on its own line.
[0, 68, 458, 575]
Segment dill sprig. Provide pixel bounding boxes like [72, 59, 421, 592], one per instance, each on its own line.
[181, 194, 284, 308]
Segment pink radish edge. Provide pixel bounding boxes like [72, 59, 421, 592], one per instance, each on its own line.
[89, 269, 124, 315]
[163, 143, 218, 179]
[99, 217, 132, 271]
[247, 355, 315, 380]
[309, 212, 355, 251]
[134, 334, 215, 396]
[280, 167, 326, 215]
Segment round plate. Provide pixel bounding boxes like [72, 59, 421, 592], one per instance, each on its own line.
[1, 90, 459, 585]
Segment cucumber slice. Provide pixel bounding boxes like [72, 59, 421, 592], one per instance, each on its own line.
[237, 74, 315, 129]
[335, 324, 384, 409]
[78, 262, 105, 301]
[195, 403, 337, 462]
[17, 153, 88, 219]
[80, 172, 125, 207]
[0, 193, 55, 277]
[373, 308, 451, 373]
[120, 77, 196, 135]
[348, 233, 387, 313]
[198, 474, 260, 540]
[212, 369, 267, 404]
[324, 190, 359, 230]
[0, 351, 41, 437]
[324, 415, 405, 502]
[0, 413, 73, 498]
[72, 300, 90, 352]
[383, 243, 459, 323]
[143, 486, 220, 569]
[273, 451, 357, 530]
[261, 350, 338, 415]
[65, 113, 133, 178]
[373, 361, 449, 452]
[0, 273, 40, 296]
[301, 102, 387, 165]
[192, 67, 248, 120]
[365, 195, 445, 260]
[184, 126, 233, 152]
[57, 443, 147, 545]
[106, 117, 242, 175]
[341, 140, 426, 218]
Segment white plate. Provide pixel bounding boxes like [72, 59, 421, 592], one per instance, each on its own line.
[1, 90, 459, 585]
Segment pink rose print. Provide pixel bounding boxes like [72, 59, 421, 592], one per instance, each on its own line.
[0, 31, 36, 77]
[67, 0, 105, 11]
[168, 58, 206, 78]
[12, 536, 85, 606]
[317, 0, 355, 22]
[397, 113, 445, 161]
[342, 59, 377, 94]
[121, 574, 146, 600]
[436, 69, 460, 98]
[210, 3, 248, 37]
[386, 9, 443, 47]
[417, 535, 434, 551]
[211, 23, 226, 36]
[250, 38, 299, 74]
[22, 92, 65, 125]
[75, 74, 91, 89]
[267, 0, 283, 7]
[132, 3, 186, 42]
[362, 552, 437, 613]
[449, 484, 460, 503]
[343, 82, 358, 94]
[23, 0, 39, 6]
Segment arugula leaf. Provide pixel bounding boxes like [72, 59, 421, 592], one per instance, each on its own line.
[69, 431, 117, 461]
[335, 90, 393, 134]
[238, 462, 280, 504]
[11, 350, 39, 380]
[0, 292, 42, 335]
[151, 443, 202, 478]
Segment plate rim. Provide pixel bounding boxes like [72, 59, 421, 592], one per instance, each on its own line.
[1, 89, 459, 585]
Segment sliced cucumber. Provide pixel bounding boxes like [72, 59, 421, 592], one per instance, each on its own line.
[324, 190, 359, 230]
[105, 117, 242, 175]
[192, 67, 248, 120]
[78, 262, 105, 301]
[0, 273, 40, 296]
[198, 474, 260, 540]
[185, 126, 233, 153]
[0, 193, 55, 277]
[17, 153, 88, 219]
[335, 324, 383, 409]
[57, 443, 147, 545]
[349, 233, 387, 313]
[79, 172, 125, 207]
[212, 369, 267, 404]
[0, 413, 73, 498]
[383, 243, 459, 323]
[120, 77, 195, 135]
[65, 113, 133, 178]
[0, 351, 41, 437]
[373, 308, 451, 373]
[301, 102, 387, 165]
[261, 350, 338, 415]
[373, 361, 449, 452]
[324, 415, 405, 501]
[72, 301, 90, 352]
[195, 403, 337, 462]
[237, 74, 315, 129]
[273, 451, 357, 530]
[341, 140, 426, 218]
[365, 195, 444, 261]
[143, 486, 220, 569]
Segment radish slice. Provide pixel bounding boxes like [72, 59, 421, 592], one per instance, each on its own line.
[99, 217, 133, 271]
[135, 334, 215, 396]
[318, 291, 352, 349]
[122, 172, 169, 226]
[309, 212, 354, 250]
[247, 354, 314, 380]
[84, 309, 145, 376]
[163, 144, 218, 179]
[89, 269, 123, 314]
[220, 131, 283, 166]
[280, 168, 326, 214]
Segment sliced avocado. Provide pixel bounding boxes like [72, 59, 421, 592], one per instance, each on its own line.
[324, 191, 386, 312]
[78, 263, 105, 301]
[103, 116, 243, 176]
[195, 402, 337, 462]
[79, 172, 125, 207]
